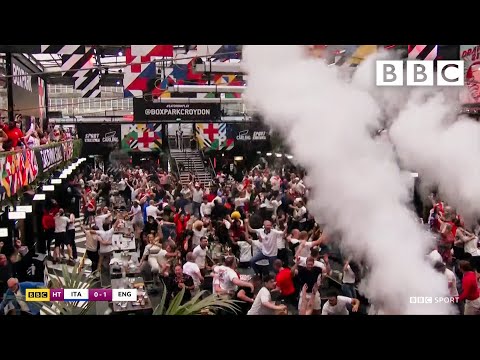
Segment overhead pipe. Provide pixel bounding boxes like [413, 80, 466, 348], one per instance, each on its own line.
[167, 84, 246, 93]
[194, 62, 244, 74]
[50, 116, 252, 124]
[150, 97, 243, 104]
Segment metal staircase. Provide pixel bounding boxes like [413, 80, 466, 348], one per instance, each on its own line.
[170, 149, 213, 187]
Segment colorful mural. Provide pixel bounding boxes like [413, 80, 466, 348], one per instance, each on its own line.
[0, 149, 38, 199]
[195, 123, 234, 151]
[121, 123, 162, 152]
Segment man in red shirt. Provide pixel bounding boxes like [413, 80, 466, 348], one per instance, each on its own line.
[458, 260, 480, 315]
[273, 259, 297, 307]
[2, 120, 24, 149]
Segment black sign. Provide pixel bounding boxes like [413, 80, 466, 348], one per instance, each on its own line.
[77, 124, 120, 155]
[11, 55, 43, 118]
[134, 98, 221, 122]
[232, 124, 270, 142]
[37, 146, 64, 172]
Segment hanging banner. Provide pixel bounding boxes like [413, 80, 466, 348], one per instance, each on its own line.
[76, 124, 120, 155]
[133, 98, 221, 122]
[0, 149, 38, 200]
[35, 141, 76, 173]
[121, 123, 162, 152]
[36, 145, 63, 172]
[460, 45, 480, 104]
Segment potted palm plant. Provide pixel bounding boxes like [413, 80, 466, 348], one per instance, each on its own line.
[40, 263, 98, 315]
[153, 283, 241, 315]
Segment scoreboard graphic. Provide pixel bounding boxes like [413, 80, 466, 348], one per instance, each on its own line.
[25, 289, 137, 302]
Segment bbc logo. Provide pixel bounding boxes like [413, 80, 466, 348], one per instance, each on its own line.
[409, 296, 433, 304]
[25, 289, 50, 302]
[376, 60, 464, 87]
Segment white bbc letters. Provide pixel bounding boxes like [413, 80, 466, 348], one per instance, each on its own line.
[437, 61, 464, 86]
[376, 60, 464, 86]
[407, 61, 434, 86]
[376, 60, 403, 86]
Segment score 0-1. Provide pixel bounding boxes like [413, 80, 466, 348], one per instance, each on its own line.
[88, 289, 113, 301]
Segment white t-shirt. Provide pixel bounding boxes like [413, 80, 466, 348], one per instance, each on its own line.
[217, 265, 239, 293]
[270, 176, 281, 192]
[296, 241, 313, 258]
[131, 205, 143, 223]
[183, 261, 202, 287]
[97, 228, 115, 254]
[464, 237, 480, 257]
[95, 213, 110, 229]
[276, 233, 286, 250]
[200, 202, 214, 217]
[193, 228, 208, 247]
[238, 241, 253, 263]
[294, 206, 307, 223]
[54, 215, 70, 233]
[322, 296, 352, 315]
[343, 264, 356, 284]
[118, 180, 126, 191]
[68, 214, 76, 231]
[427, 250, 443, 265]
[146, 205, 160, 219]
[247, 287, 274, 315]
[445, 268, 459, 297]
[192, 188, 204, 203]
[192, 245, 207, 269]
[255, 228, 283, 257]
[298, 256, 326, 270]
[252, 240, 262, 256]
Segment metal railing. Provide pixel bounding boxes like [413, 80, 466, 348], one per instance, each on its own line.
[0, 139, 82, 201]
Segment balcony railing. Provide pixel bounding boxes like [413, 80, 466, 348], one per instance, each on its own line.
[0, 140, 82, 200]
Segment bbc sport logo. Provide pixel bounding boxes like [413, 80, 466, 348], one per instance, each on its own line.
[409, 296, 458, 304]
[376, 60, 465, 87]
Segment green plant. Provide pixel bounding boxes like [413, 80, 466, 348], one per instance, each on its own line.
[40, 263, 98, 315]
[153, 283, 241, 315]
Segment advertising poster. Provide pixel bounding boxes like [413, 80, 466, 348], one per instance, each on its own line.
[460, 45, 480, 104]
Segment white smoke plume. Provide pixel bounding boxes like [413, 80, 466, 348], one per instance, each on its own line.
[351, 50, 480, 223]
[243, 45, 453, 314]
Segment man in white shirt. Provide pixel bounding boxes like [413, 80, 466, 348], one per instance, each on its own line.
[245, 218, 283, 274]
[89, 219, 120, 270]
[192, 237, 209, 273]
[95, 207, 111, 229]
[427, 247, 443, 265]
[322, 289, 360, 315]
[200, 198, 214, 218]
[247, 273, 287, 315]
[183, 252, 204, 294]
[192, 223, 208, 248]
[292, 199, 307, 231]
[434, 261, 459, 297]
[190, 183, 204, 218]
[213, 257, 254, 297]
[146, 200, 161, 219]
[53, 209, 72, 264]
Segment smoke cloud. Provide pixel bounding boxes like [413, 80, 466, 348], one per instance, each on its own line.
[351, 50, 480, 223]
[243, 45, 454, 314]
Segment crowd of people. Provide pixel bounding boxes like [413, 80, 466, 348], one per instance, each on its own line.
[0, 116, 74, 151]
[2, 149, 480, 315]
[45, 159, 369, 316]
